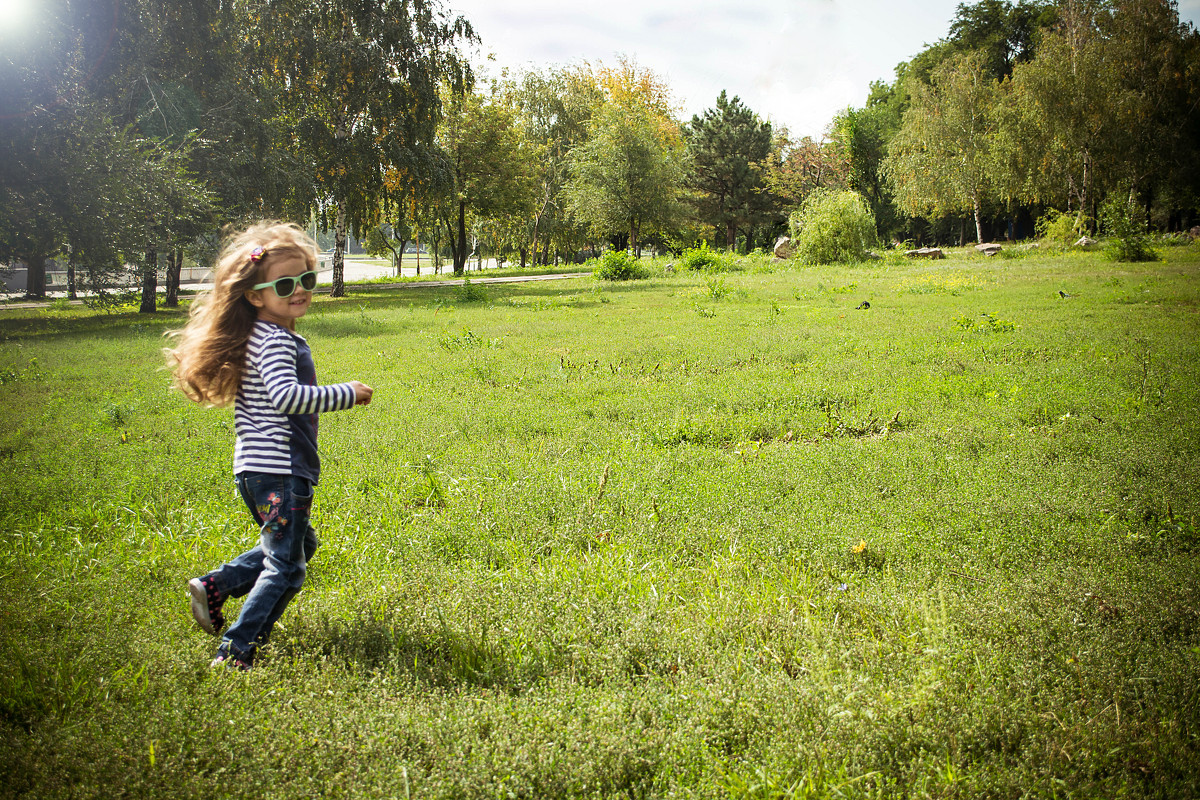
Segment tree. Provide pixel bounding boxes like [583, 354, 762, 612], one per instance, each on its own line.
[685, 91, 774, 251]
[566, 96, 686, 257]
[836, 77, 909, 241]
[947, 0, 1055, 80]
[501, 66, 600, 266]
[434, 87, 539, 274]
[761, 126, 849, 212]
[884, 50, 1001, 243]
[0, 0, 212, 302]
[253, 0, 474, 295]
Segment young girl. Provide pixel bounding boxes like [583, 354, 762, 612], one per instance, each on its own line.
[166, 221, 373, 670]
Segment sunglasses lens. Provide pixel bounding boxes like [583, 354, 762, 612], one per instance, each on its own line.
[274, 277, 297, 297]
[300, 271, 317, 290]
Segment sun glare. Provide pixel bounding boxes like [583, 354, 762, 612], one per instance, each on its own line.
[0, 0, 30, 35]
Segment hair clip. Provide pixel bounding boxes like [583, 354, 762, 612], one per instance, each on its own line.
[249, 246, 266, 263]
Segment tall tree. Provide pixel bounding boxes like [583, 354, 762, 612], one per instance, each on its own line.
[761, 126, 849, 213]
[253, 0, 474, 295]
[501, 66, 599, 266]
[836, 76, 909, 240]
[947, 0, 1055, 79]
[434, 87, 539, 274]
[685, 91, 774, 251]
[884, 50, 1001, 242]
[999, 0, 1121, 225]
[566, 100, 687, 257]
[0, 0, 211, 301]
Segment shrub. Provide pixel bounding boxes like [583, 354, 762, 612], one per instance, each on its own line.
[1035, 209, 1087, 246]
[1101, 195, 1159, 262]
[678, 242, 735, 272]
[593, 250, 644, 281]
[788, 190, 878, 264]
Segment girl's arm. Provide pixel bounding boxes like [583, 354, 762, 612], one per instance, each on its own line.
[254, 333, 358, 415]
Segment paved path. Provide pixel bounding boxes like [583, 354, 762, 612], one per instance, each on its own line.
[0, 270, 592, 311]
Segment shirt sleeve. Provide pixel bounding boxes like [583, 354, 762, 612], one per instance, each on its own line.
[253, 329, 357, 415]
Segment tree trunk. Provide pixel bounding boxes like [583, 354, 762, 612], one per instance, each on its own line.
[139, 247, 157, 313]
[332, 201, 347, 297]
[453, 199, 468, 274]
[520, 247, 527, 268]
[25, 254, 46, 299]
[165, 248, 181, 308]
[973, 193, 984, 244]
[725, 220, 736, 251]
[67, 254, 77, 300]
[395, 239, 408, 276]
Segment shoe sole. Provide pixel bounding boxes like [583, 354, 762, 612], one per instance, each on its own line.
[188, 578, 218, 635]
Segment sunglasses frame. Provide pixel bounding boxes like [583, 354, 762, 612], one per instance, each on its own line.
[251, 270, 319, 298]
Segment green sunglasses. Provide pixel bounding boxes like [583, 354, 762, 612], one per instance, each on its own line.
[252, 270, 318, 298]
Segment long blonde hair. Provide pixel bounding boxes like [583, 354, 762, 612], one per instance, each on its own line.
[166, 221, 318, 406]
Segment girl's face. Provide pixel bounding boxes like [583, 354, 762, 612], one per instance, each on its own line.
[244, 252, 314, 330]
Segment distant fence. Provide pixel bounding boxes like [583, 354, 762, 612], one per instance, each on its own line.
[1, 260, 212, 293]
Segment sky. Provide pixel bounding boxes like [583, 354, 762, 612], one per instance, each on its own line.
[448, 0, 1200, 140]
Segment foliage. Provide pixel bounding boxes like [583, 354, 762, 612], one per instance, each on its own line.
[677, 242, 736, 273]
[760, 126, 850, 212]
[884, 50, 1001, 242]
[566, 99, 687, 258]
[945, 0, 1055, 80]
[788, 190, 878, 264]
[456, 277, 490, 303]
[684, 91, 774, 251]
[592, 249, 645, 281]
[1035, 208, 1087, 246]
[252, 0, 475, 294]
[435, 87, 540, 274]
[835, 81, 907, 240]
[1101, 195, 1160, 262]
[494, 66, 599, 267]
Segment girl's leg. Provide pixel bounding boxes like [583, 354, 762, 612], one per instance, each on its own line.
[217, 474, 313, 665]
[255, 525, 319, 645]
[219, 477, 319, 600]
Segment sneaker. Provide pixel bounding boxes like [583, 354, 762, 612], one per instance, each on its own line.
[209, 652, 252, 671]
[188, 577, 225, 635]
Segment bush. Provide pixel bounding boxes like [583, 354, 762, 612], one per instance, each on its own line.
[678, 242, 735, 273]
[1101, 196, 1160, 262]
[593, 250, 645, 281]
[1035, 209, 1087, 246]
[788, 190, 877, 264]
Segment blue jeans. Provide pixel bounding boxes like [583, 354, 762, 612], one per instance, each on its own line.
[205, 473, 318, 664]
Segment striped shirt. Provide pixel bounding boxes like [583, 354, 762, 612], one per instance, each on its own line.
[232, 320, 356, 483]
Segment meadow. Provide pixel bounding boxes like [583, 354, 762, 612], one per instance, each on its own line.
[1, 244, 1198, 799]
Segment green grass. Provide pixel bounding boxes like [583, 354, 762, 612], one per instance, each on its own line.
[1, 245, 1199, 798]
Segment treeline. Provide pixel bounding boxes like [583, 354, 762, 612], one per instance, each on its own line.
[2, 0, 1198, 305]
[841, 0, 1200, 246]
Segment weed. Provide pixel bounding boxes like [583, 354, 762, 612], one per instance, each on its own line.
[704, 275, 731, 300]
[438, 327, 501, 351]
[955, 312, 1015, 333]
[592, 250, 645, 281]
[457, 277, 490, 303]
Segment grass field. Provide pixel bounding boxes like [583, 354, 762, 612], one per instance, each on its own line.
[1, 244, 1198, 798]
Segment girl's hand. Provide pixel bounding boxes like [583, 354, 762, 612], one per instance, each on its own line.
[351, 381, 374, 405]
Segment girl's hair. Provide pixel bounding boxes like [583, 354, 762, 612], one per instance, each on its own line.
[165, 221, 318, 406]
